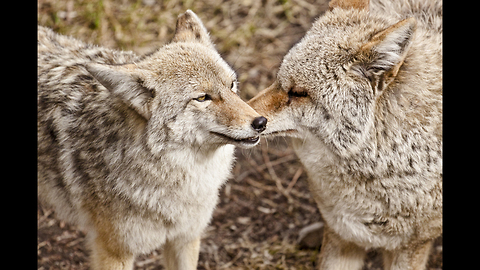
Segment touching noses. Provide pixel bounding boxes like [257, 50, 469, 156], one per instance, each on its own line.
[251, 116, 267, 133]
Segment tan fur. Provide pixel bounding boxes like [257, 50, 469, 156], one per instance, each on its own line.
[163, 237, 201, 269]
[248, 82, 288, 117]
[249, 0, 442, 269]
[38, 10, 266, 270]
[317, 226, 367, 270]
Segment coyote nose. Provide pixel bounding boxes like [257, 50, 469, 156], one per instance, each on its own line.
[251, 116, 267, 132]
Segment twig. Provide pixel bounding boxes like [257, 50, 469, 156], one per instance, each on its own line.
[246, 178, 277, 192]
[261, 142, 285, 193]
[236, 154, 296, 182]
[285, 167, 303, 194]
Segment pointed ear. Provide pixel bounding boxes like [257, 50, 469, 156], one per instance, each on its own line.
[351, 17, 416, 94]
[329, 0, 369, 11]
[172, 10, 213, 47]
[85, 63, 154, 119]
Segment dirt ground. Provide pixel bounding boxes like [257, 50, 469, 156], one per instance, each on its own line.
[37, 0, 442, 269]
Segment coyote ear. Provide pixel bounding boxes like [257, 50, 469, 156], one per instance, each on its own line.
[329, 0, 369, 11]
[352, 17, 416, 94]
[86, 63, 154, 119]
[172, 10, 213, 47]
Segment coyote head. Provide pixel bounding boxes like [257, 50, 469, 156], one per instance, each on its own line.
[86, 10, 267, 154]
[248, 0, 416, 157]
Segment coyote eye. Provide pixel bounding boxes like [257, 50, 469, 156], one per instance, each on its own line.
[194, 94, 211, 102]
[288, 87, 308, 99]
[230, 81, 236, 90]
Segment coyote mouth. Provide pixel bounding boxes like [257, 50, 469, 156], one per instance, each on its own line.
[211, 132, 260, 145]
[262, 129, 297, 137]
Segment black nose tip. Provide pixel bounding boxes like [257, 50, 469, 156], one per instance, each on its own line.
[252, 116, 267, 132]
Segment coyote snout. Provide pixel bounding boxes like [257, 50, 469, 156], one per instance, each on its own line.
[248, 81, 296, 136]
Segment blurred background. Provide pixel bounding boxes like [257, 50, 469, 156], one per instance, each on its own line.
[37, 0, 442, 269]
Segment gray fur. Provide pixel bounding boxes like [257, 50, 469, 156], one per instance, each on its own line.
[38, 10, 263, 270]
[248, 0, 442, 268]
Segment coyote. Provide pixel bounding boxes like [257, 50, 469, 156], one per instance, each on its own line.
[38, 10, 267, 270]
[248, 0, 442, 269]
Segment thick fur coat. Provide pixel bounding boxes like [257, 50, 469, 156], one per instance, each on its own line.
[38, 10, 265, 270]
[248, 0, 442, 269]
